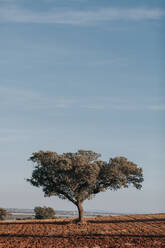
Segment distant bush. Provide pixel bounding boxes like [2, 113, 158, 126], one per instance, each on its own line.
[0, 208, 11, 220]
[16, 217, 33, 220]
[34, 206, 56, 219]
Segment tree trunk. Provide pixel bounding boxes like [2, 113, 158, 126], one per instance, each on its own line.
[76, 202, 84, 222]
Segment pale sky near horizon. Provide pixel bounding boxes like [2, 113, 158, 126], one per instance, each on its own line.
[0, 0, 165, 213]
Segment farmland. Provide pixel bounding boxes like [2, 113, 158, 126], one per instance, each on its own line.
[0, 214, 165, 248]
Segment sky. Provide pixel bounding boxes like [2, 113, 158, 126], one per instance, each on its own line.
[0, 0, 165, 214]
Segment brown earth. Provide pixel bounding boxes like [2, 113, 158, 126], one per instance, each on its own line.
[0, 213, 165, 247]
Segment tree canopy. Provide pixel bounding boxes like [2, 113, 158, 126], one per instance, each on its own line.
[27, 150, 144, 222]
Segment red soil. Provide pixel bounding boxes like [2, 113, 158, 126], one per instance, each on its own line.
[0, 213, 165, 247]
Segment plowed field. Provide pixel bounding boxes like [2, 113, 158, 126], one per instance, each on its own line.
[0, 214, 165, 247]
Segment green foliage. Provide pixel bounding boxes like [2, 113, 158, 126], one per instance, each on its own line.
[27, 150, 144, 221]
[28, 150, 143, 202]
[34, 206, 56, 219]
[16, 217, 33, 220]
[0, 208, 11, 220]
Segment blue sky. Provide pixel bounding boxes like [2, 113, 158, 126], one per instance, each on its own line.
[0, 0, 165, 213]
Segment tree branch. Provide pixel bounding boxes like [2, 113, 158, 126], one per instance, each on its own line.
[56, 189, 77, 205]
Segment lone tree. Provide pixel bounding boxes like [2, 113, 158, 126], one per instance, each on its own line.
[27, 150, 143, 222]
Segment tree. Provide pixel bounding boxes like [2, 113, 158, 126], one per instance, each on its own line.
[34, 206, 56, 219]
[27, 150, 144, 222]
[0, 208, 11, 220]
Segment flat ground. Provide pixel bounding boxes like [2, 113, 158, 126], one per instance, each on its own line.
[0, 213, 165, 247]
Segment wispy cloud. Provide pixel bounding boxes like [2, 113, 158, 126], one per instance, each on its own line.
[147, 104, 165, 111]
[1, 87, 165, 114]
[0, 5, 164, 25]
[88, 58, 128, 67]
[0, 87, 74, 112]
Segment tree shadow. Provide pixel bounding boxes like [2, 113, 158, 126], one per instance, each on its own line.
[1, 217, 165, 225]
[88, 217, 165, 224]
[0, 219, 76, 226]
[0, 233, 165, 238]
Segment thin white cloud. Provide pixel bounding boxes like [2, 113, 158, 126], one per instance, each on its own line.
[0, 128, 56, 143]
[1, 87, 165, 113]
[88, 58, 128, 67]
[147, 104, 165, 111]
[0, 6, 164, 25]
[82, 99, 165, 112]
[0, 87, 74, 111]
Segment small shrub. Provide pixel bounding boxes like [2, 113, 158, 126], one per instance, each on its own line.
[0, 208, 11, 220]
[16, 217, 33, 220]
[34, 206, 56, 219]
